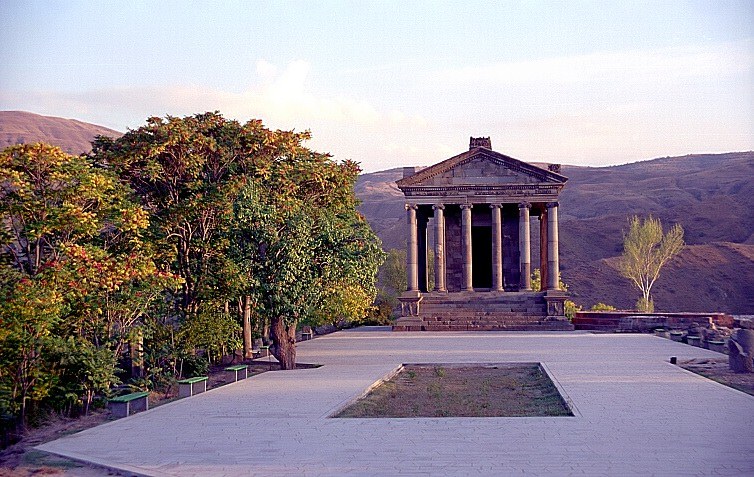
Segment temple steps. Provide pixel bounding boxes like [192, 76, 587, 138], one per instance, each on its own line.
[393, 291, 573, 331]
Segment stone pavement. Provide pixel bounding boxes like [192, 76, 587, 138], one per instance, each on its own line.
[37, 329, 754, 476]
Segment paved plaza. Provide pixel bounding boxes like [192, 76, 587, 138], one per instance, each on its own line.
[37, 329, 754, 476]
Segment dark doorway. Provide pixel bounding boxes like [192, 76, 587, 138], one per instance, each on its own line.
[472, 226, 492, 289]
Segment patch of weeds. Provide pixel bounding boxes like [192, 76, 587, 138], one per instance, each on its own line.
[334, 363, 572, 418]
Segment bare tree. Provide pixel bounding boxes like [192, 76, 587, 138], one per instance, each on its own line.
[619, 215, 684, 312]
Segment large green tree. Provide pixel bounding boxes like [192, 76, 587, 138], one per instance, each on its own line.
[231, 162, 383, 369]
[96, 112, 382, 369]
[619, 215, 684, 312]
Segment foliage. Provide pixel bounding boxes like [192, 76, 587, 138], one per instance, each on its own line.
[564, 300, 581, 320]
[231, 177, 383, 368]
[179, 310, 241, 364]
[635, 297, 654, 313]
[0, 113, 385, 425]
[0, 143, 173, 424]
[47, 336, 121, 415]
[531, 268, 568, 292]
[377, 249, 407, 295]
[590, 302, 616, 311]
[619, 215, 684, 312]
[92, 113, 295, 315]
[0, 273, 63, 422]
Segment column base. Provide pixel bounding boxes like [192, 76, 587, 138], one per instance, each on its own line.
[398, 291, 423, 317]
[544, 289, 568, 319]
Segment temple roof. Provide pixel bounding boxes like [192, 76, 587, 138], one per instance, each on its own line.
[397, 146, 567, 190]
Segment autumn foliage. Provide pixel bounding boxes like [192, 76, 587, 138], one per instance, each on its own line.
[0, 113, 383, 427]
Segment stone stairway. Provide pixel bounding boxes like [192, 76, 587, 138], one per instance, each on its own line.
[394, 291, 573, 331]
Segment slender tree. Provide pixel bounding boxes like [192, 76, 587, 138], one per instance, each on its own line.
[619, 215, 684, 312]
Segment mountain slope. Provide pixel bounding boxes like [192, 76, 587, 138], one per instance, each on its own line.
[0, 111, 122, 155]
[356, 152, 754, 314]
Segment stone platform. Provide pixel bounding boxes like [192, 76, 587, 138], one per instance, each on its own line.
[394, 291, 573, 331]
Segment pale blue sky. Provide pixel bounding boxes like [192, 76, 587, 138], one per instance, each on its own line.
[1, 1, 752, 171]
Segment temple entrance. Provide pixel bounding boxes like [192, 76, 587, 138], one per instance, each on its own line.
[472, 226, 492, 289]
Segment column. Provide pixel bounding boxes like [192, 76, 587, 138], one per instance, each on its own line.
[546, 202, 560, 290]
[433, 204, 446, 292]
[539, 208, 548, 291]
[490, 204, 503, 291]
[406, 204, 418, 292]
[418, 213, 428, 292]
[461, 204, 473, 291]
[518, 202, 531, 291]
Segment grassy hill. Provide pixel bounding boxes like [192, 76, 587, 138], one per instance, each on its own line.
[0, 111, 121, 155]
[356, 152, 754, 314]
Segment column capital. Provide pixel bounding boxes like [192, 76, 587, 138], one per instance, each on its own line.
[460, 203, 473, 210]
[518, 202, 531, 210]
[405, 203, 418, 211]
[432, 203, 445, 210]
[489, 203, 503, 209]
[546, 201, 559, 209]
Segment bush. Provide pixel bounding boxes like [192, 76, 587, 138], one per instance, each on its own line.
[636, 297, 654, 313]
[591, 302, 616, 311]
[179, 354, 209, 379]
[564, 300, 582, 320]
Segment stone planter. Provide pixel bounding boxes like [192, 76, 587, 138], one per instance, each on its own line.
[670, 331, 683, 342]
[687, 335, 701, 347]
[707, 340, 725, 353]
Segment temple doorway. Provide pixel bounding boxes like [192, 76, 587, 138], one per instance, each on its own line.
[472, 226, 492, 289]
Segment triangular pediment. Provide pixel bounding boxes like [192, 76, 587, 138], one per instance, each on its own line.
[397, 148, 566, 189]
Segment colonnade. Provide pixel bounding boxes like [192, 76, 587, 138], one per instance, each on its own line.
[406, 202, 560, 293]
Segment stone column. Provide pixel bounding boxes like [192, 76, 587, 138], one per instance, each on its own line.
[546, 202, 560, 290]
[540, 208, 548, 291]
[433, 204, 446, 292]
[490, 204, 503, 291]
[461, 204, 474, 291]
[518, 202, 531, 291]
[418, 212, 428, 292]
[406, 204, 419, 292]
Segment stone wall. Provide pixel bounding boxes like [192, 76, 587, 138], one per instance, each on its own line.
[573, 311, 734, 332]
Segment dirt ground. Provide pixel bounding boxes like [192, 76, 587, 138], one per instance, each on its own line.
[678, 357, 754, 396]
[335, 363, 572, 418]
[0, 360, 317, 476]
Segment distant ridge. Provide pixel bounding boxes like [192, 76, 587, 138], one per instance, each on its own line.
[356, 151, 754, 314]
[0, 111, 122, 155]
[2, 111, 750, 313]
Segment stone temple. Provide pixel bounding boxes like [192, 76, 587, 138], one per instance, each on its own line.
[393, 137, 572, 331]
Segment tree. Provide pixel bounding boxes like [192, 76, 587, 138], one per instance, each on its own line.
[91, 113, 279, 316]
[619, 215, 684, 312]
[0, 143, 172, 422]
[233, 175, 383, 369]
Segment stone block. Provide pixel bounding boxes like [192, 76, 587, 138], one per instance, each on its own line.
[728, 340, 753, 373]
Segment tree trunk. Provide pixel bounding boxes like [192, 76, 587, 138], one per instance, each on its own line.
[242, 295, 253, 359]
[270, 317, 296, 369]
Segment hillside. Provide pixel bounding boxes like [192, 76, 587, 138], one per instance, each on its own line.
[1, 111, 750, 313]
[356, 152, 754, 314]
[0, 111, 121, 155]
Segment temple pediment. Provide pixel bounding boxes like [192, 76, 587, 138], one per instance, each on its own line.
[397, 148, 566, 189]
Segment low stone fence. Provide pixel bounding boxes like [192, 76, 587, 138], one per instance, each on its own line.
[572, 311, 734, 332]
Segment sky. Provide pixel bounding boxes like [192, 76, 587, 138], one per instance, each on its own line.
[0, 1, 752, 172]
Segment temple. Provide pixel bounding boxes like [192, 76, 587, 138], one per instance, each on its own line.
[393, 137, 572, 331]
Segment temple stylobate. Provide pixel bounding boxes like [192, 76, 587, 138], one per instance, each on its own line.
[393, 137, 573, 331]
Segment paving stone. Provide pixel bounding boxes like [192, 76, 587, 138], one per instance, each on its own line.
[36, 329, 754, 476]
